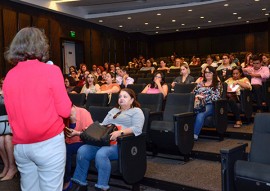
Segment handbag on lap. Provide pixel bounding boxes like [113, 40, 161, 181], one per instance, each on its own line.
[80, 121, 118, 147]
[0, 115, 12, 135]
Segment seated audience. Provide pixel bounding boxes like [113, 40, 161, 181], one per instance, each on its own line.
[261, 53, 269, 68]
[98, 72, 120, 94]
[193, 66, 221, 140]
[63, 105, 93, 191]
[241, 52, 252, 68]
[201, 55, 218, 69]
[216, 54, 237, 82]
[140, 59, 155, 74]
[171, 63, 195, 88]
[243, 54, 270, 112]
[229, 53, 240, 66]
[116, 67, 134, 88]
[77, 70, 90, 87]
[64, 76, 78, 93]
[225, 66, 252, 128]
[157, 60, 170, 73]
[69, 88, 145, 191]
[170, 57, 181, 69]
[141, 71, 168, 98]
[80, 73, 100, 97]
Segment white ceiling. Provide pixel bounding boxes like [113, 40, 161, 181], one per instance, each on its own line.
[12, 0, 270, 35]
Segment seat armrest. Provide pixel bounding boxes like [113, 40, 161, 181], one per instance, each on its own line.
[220, 143, 248, 191]
[117, 133, 147, 184]
[173, 112, 195, 155]
[212, 99, 228, 134]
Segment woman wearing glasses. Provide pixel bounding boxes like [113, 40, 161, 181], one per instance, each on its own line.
[141, 71, 168, 98]
[193, 66, 221, 140]
[69, 88, 144, 191]
[80, 73, 100, 97]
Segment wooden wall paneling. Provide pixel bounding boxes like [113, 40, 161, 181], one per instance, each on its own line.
[3, 8, 17, 73]
[102, 34, 110, 64]
[183, 38, 198, 56]
[115, 38, 124, 65]
[229, 33, 245, 53]
[32, 16, 49, 39]
[84, 29, 91, 67]
[254, 31, 268, 53]
[175, 40, 184, 56]
[91, 29, 102, 66]
[197, 37, 211, 55]
[245, 33, 255, 52]
[0, 7, 5, 77]
[49, 19, 62, 68]
[18, 12, 31, 30]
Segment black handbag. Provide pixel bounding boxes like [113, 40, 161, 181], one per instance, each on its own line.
[80, 121, 118, 147]
[194, 97, 206, 114]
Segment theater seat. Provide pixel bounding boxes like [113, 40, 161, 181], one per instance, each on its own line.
[86, 106, 150, 189]
[220, 113, 270, 191]
[68, 93, 86, 107]
[149, 93, 195, 161]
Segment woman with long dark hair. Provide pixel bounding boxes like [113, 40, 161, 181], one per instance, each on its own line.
[141, 71, 168, 98]
[193, 66, 221, 140]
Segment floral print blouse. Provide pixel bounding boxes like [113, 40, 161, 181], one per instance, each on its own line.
[194, 82, 221, 104]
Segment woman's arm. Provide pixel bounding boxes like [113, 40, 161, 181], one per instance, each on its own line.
[95, 84, 101, 92]
[141, 84, 150, 93]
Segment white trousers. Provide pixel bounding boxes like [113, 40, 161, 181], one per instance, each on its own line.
[14, 132, 66, 191]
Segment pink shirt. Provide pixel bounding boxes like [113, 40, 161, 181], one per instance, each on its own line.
[246, 66, 270, 85]
[146, 87, 161, 94]
[65, 106, 93, 144]
[3, 60, 72, 144]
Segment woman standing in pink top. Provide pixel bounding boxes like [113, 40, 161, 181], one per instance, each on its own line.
[3, 27, 72, 191]
[141, 71, 168, 98]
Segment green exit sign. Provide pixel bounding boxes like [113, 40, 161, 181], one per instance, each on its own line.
[70, 31, 76, 38]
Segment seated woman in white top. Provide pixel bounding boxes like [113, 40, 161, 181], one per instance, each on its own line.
[80, 73, 100, 97]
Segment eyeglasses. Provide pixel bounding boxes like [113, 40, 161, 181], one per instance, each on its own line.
[154, 76, 162, 78]
[204, 71, 213, 74]
[113, 111, 121, 119]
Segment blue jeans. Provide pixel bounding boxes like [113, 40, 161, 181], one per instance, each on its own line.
[64, 142, 84, 183]
[194, 104, 214, 136]
[71, 144, 118, 190]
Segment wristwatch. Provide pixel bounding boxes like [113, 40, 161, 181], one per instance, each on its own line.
[120, 130, 124, 136]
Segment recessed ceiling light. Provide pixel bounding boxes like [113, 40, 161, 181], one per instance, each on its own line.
[98, 20, 103, 23]
[156, 32, 159, 34]
[181, 23, 185, 26]
[172, 20, 176, 22]
[233, 13, 237, 15]
[238, 17, 242, 19]
[119, 25, 123, 28]
[262, 8, 266, 11]
[254, 0, 260, 2]
[176, 29, 179, 31]
[127, 17, 132, 20]
[145, 22, 149, 25]
[265, 13, 269, 16]
[246, 21, 250, 23]
[156, 26, 160, 29]
[157, 13, 161, 16]
[224, 4, 229, 7]
[188, 9, 192, 12]
[208, 20, 212, 23]
[198, 26, 201, 29]
[200, 16, 204, 19]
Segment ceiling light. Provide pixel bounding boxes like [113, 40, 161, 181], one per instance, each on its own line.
[200, 16, 204, 19]
[156, 32, 159, 34]
[262, 8, 266, 11]
[238, 17, 242, 19]
[144, 22, 148, 25]
[265, 13, 269, 16]
[176, 29, 179, 31]
[127, 17, 132, 20]
[98, 20, 103, 23]
[181, 23, 185, 26]
[188, 9, 192, 12]
[157, 13, 161, 16]
[233, 13, 237, 15]
[254, 0, 260, 1]
[172, 20, 176, 22]
[224, 4, 229, 7]
[119, 25, 123, 28]
[156, 26, 159, 29]
[246, 21, 250, 23]
[197, 27, 201, 29]
[208, 20, 212, 23]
